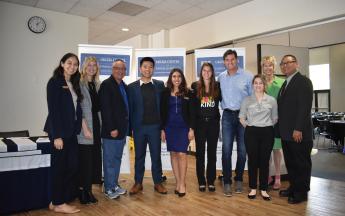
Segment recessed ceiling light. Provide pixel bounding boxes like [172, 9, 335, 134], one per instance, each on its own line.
[122, 28, 130, 32]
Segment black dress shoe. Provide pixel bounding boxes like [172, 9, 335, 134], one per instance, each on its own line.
[288, 196, 307, 204]
[79, 189, 90, 205]
[248, 194, 256, 199]
[279, 189, 292, 197]
[199, 185, 206, 192]
[87, 191, 98, 204]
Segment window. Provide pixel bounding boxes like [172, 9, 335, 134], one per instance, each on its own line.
[309, 64, 330, 90]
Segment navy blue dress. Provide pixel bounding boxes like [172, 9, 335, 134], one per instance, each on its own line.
[165, 96, 189, 153]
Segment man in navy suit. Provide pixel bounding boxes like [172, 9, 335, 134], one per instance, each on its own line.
[128, 57, 167, 194]
[99, 59, 129, 199]
[277, 54, 313, 204]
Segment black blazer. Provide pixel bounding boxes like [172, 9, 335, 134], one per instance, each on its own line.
[44, 76, 82, 139]
[128, 79, 165, 131]
[99, 75, 129, 140]
[277, 72, 313, 141]
[160, 88, 195, 130]
[190, 81, 221, 120]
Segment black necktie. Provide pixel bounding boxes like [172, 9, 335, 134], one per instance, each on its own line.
[280, 80, 287, 96]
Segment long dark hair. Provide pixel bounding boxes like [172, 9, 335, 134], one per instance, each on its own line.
[52, 53, 82, 102]
[166, 68, 188, 97]
[196, 62, 219, 99]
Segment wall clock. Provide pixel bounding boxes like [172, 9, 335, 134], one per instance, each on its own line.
[28, 16, 46, 34]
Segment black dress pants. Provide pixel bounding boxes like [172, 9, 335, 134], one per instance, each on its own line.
[244, 126, 274, 190]
[195, 117, 220, 186]
[281, 139, 313, 197]
[78, 145, 94, 191]
[50, 135, 78, 205]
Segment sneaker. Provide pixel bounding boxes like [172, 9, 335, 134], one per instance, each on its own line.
[235, 181, 243, 194]
[223, 183, 232, 197]
[105, 189, 120, 199]
[114, 185, 127, 195]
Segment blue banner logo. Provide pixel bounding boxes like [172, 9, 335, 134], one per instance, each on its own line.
[196, 56, 244, 77]
[80, 53, 131, 76]
[137, 56, 184, 77]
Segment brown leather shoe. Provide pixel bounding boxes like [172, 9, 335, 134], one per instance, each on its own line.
[129, 183, 143, 195]
[154, 183, 168, 194]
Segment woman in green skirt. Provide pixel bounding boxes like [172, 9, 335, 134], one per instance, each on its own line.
[261, 56, 285, 190]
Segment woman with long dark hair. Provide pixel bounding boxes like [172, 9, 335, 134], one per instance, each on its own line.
[161, 68, 194, 197]
[44, 53, 83, 213]
[191, 62, 221, 192]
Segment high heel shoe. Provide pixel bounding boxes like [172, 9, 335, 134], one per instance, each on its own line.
[248, 189, 256, 199]
[261, 191, 271, 201]
[273, 176, 281, 190]
[178, 192, 186, 197]
[199, 185, 206, 192]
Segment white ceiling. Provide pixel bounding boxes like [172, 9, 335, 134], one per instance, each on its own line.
[1, 0, 252, 44]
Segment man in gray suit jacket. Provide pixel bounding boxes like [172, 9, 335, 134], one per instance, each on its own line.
[277, 54, 313, 204]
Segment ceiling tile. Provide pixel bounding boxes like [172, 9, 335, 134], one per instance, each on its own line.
[36, 0, 78, 13]
[68, 3, 106, 18]
[1, 0, 38, 6]
[198, 0, 251, 12]
[124, 0, 163, 8]
[153, 1, 191, 14]
[94, 11, 131, 23]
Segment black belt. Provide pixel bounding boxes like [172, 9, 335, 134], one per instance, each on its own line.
[224, 109, 240, 113]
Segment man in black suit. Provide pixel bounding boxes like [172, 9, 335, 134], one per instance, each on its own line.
[277, 54, 313, 204]
[99, 59, 129, 199]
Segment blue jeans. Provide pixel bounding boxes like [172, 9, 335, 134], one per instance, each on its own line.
[102, 138, 126, 191]
[133, 124, 162, 184]
[222, 110, 246, 184]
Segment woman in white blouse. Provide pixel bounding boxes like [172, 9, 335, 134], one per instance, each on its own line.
[239, 74, 278, 201]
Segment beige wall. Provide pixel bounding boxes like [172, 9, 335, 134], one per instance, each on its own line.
[330, 44, 345, 112]
[169, 0, 345, 50]
[0, 2, 88, 136]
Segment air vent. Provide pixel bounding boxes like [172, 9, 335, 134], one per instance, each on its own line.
[109, 1, 149, 16]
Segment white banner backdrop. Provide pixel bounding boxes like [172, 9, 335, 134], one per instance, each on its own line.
[134, 48, 185, 171]
[194, 48, 246, 78]
[134, 48, 186, 83]
[78, 44, 132, 174]
[78, 44, 136, 84]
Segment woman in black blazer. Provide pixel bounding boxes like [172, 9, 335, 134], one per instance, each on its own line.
[160, 68, 194, 197]
[191, 62, 221, 192]
[44, 53, 83, 214]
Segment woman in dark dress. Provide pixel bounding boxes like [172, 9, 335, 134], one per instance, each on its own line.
[44, 53, 82, 214]
[77, 56, 102, 204]
[191, 62, 221, 192]
[161, 68, 194, 197]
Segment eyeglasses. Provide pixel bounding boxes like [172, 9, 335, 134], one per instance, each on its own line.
[280, 61, 296, 66]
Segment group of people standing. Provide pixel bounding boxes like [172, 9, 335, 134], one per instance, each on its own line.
[44, 49, 313, 214]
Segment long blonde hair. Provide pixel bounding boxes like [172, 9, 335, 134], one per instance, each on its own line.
[80, 56, 100, 84]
